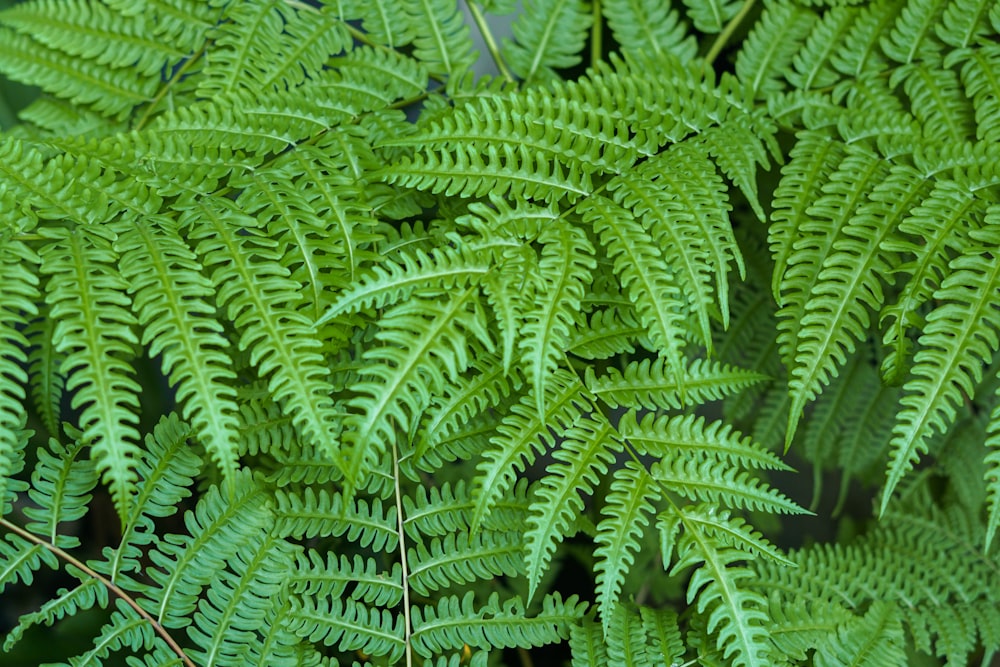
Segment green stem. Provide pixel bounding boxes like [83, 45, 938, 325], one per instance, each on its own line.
[0, 517, 197, 667]
[392, 441, 413, 667]
[703, 0, 756, 69]
[135, 49, 203, 132]
[466, 0, 516, 83]
[591, 0, 603, 69]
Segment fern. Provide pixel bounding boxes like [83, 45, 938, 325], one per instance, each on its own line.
[1, 1, 999, 666]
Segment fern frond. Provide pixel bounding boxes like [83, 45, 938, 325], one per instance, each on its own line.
[0, 0, 185, 77]
[788, 6, 859, 91]
[290, 550, 402, 607]
[880, 0, 947, 63]
[40, 226, 141, 522]
[593, 461, 660, 630]
[519, 222, 595, 416]
[569, 615, 609, 666]
[403, 0, 477, 76]
[198, 0, 350, 96]
[414, 355, 522, 463]
[145, 469, 271, 627]
[609, 166, 719, 350]
[3, 578, 107, 652]
[403, 479, 531, 538]
[883, 223, 1000, 512]
[114, 218, 239, 480]
[586, 357, 769, 411]
[471, 369, 589, 531]
[25, 310, 64, 440]
[955, 45, 1000, 143]
[502, 0, 591, 85]
[317, 244, 492, 324]
[524, 415, 622, 597]
[601, 0, 696, 61]
[22, 438, 98, 548]
[777, 146, 890, 441]
[893, 62, 975, 142]
[0, 25, 157, 118]
[879, 178, 985, 382]
[109, 0, 219, 53]
[579, 194, 687, 376]
[829, 0, 901, 78]
[680, 0, 741, 33]
[409, 591, 585, 656]
[186, 538, 297, 667]
[768, 131, 847, 300]
[284, 596, 406, 663]
[568, 306, 645, 360]
[654, 457, 803, 515]
[0, 239, 37, 502]
[736, 1, 817, 98]
[619, 411, 790, 472]
[340, 288, 492, 494]
[408, 530, 526, 596]
[182, 198, 340, 462]
[604, 601, 649, 666]
[66, 604, 157, 667]
[668, 509, 772, 667]
[785, 159, 926, 448]
[273, 487, 398, 551]
[340, 0, 413, 48]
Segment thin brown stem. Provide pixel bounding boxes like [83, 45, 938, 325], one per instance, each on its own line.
[0, 517, 196, 667]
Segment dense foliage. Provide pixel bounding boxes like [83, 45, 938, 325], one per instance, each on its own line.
[0, 0, 998, 665]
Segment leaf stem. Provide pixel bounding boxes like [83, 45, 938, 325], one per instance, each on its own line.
[135, 48, 204, 132]
[0, 517, 196, 667]
[392, 441, 413, 667]
[466, 0, 516, 83]
[703, 0, 757, 69]
[591, 0, 602, 69]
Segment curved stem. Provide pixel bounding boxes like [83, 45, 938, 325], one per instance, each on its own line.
[135, 49, 204, 132]
[466, 0, 516, 83]
[703, 0, 757, 69]
[0, 517, 196, 667]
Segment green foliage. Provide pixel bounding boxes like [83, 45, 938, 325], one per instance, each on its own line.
[0, 1, 998, 666]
